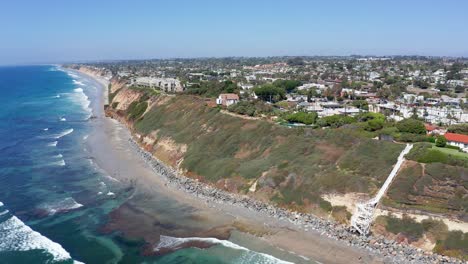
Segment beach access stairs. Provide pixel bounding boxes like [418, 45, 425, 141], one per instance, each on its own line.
[351, 144, 414, 235]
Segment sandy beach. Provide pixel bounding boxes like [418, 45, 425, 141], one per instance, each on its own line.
[70, 68, 468, 264]
[71, 69, 390, 263]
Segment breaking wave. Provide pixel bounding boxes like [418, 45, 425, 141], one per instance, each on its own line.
[0, 210, 8, 216]
[50, 159, 66, 167]
[54, 128, 74, 139]
[0, 201, 78, 263]
[60, 117, 66, 121]
[155, 235, 293, 264]
[38, 197, 83, 216]
[70, 88, 92, 114]
[47, 141, 58, 147]
[73, 80, 85, 86]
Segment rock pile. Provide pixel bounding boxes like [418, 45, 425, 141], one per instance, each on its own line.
[129, 139, 464, 264]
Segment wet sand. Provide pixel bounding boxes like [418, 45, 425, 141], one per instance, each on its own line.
[77, 69, 384, 264]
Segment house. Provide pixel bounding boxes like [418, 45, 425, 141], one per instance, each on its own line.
[424, 123, 445, 135]
[444, 132, 468, 152]
[216, 93, 239, 107]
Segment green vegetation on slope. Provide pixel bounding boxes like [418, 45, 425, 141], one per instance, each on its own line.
[132, 95, 404, 210]
[377, 215, 468, 260]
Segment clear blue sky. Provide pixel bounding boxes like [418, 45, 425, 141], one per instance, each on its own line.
[1, 0, 467, 65]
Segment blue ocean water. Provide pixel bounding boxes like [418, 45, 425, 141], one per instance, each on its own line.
[0, 66, 309, 264]
[0, 65, 130, 263]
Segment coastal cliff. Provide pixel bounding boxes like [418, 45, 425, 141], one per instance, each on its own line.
[77, 67, 467, 261]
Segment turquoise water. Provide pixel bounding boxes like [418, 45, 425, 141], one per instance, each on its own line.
[0, 66, 310, 264]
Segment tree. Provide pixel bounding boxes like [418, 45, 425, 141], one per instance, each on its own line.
[285, 112, 318, 125]
[287, 57, 305, 66]
[273, 79, 302, 93]
[435, 135, 447, 147]
[454, 85, 465, 93]
[396, 118, 426, 134]
[253, 84, 286, 102]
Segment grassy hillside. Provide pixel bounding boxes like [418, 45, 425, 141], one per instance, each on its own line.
[128, 95, 403, 211]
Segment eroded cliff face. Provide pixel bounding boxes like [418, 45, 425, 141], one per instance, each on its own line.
[112, 89, 142, 111]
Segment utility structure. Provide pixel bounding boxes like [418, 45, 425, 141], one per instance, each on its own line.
[351, 144, 413, 235]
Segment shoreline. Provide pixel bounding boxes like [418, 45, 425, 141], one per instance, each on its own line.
[75, 68, 463, 264]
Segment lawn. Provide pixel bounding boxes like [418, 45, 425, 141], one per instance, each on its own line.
[431, 144, 468, 159]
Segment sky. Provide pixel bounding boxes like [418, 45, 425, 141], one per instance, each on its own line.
[1, 0, 467, 65]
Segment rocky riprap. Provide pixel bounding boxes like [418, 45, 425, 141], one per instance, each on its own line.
[129, 138, 465, 264]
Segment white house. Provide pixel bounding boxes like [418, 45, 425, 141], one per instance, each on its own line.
[216, 93, 239, 107]
[444, 133, 468, 153]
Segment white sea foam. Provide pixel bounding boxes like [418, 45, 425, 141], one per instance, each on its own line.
[0, 210, 9, 216]
[50, 159, 66, 167]
[68, 73, 79, 78]
[60, 117, 66, 121]
[53, 154, 63, 159]
[55, 94, 61, 98]
[106, 192, 115, 196]
[155, 236, 293, 264]
[83, 135, 89, 140]
[47, 141, 58, 147]
[39, 197, 83, 216]
[73, 80, 85, 86]
[54, 128, 74, 139]
[69, 88, 92, 114]
[0, 215, 74, 262]
[0, 202, 3, 207]
[43, 128, 49, 131]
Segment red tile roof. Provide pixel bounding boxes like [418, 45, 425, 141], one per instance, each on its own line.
[424, 123, 437, 131]
[220, 93, 239, 100]
[444, 132, 468, 144]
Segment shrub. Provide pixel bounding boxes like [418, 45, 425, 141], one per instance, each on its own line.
[228, 100, 274, 117]
[436, 135, 447, 147]
[317, 115, 356, 128]
[385, 215, 424, 242]
[127, 101, 148, 121]
[445, 144, 461, 151]
[364, 118, 385, 131]
[447, 124, 468, 135]
[396, 118, 426, 134]
[285, 111, 318, 125]
[319, 199, 333, 212]
[396, 132, 428, 142]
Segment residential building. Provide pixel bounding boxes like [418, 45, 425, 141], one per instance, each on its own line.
[444, 133, 468, 152]
[216, 93, 239, 107]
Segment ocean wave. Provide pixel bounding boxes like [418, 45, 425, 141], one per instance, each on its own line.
[60, 117, 66, 122]
[0, 215, 74, 262]
[38, 197, 83, 216]
[54, 128, 74, 139]
[0, 210, 9, 216]
[73, 80, 85, 86]
[69, 88, 92, 114]
[53, 94, 61, 98]
[50, 159, 66, 167]
[0, 202, 3, 207]
[155, 236, 293, 264]
[53, 154, 63, 159]
[68, 73, 78, 78]
[43, 128, 49, 131]
[83, 135, 89, 140]
[47, 141, 58, 147]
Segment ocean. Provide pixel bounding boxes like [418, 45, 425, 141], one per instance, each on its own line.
[0, 66, 310, 264]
